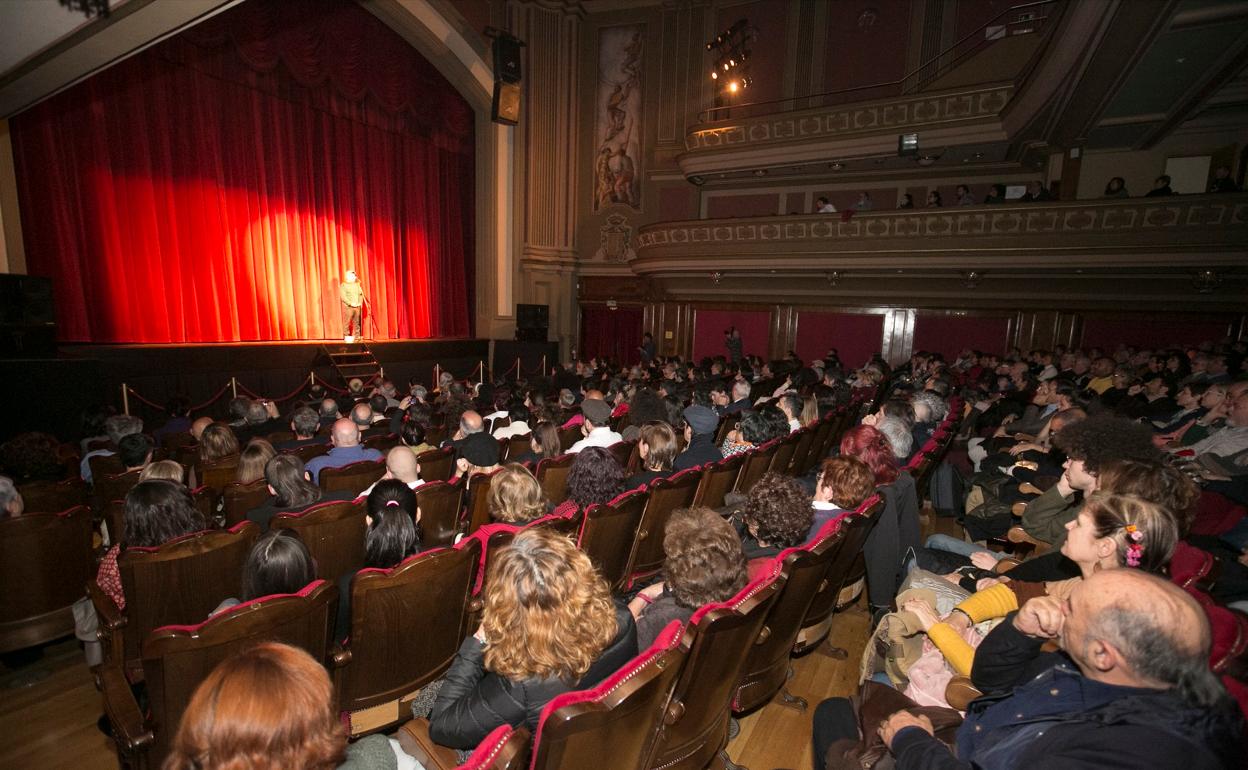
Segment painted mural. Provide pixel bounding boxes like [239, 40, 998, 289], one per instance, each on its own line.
[594, 25, 643, 211]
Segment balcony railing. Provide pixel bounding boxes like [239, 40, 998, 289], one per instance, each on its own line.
[633, 194, 1248, 270]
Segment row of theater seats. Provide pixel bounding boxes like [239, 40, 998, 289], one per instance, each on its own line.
[78, 389, 959, 768]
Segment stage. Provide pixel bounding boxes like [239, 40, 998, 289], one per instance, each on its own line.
[0, 338, 557, 442]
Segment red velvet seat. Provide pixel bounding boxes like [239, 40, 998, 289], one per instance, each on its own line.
[98, 580, 338, 768]
[333, 537, 483, 735]
[502, 434, 532, 462]
[767, 431, 801, 477]
[557, 425, 582, 454]
[606, 440, 636, 473]
[0, 506, 94, 653]
[397, 723, 530, 770]
[646, 571, 784, 770]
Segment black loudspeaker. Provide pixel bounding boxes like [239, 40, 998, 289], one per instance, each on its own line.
[493, 35, 523, 84]
[0, 274, 57, 358]
[515, 303, 547, 342]
[516, 304, 549, 329]
[492, 81, 521, 125]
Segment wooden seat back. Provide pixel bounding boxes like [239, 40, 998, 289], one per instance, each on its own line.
[535, 454, 575, 506]
[606, 440, 636, 473]
[731, 527, 846, 713]
[413, 479, 466, 548]
[464, 469, 504, 537]
[95, 468, 143, 509]
[100, 522, 260, 668]
[283, 442, 331, 464]
[18, 478, 88, 514]
[579, 488, 648, 593]
[222, 477, 270, 527]
[334, 538, 482, 734]
[647, 573, 784, 770]
[198, 455, 240, 496]
[364, 433, 400, 453]
[557, 425, 583, 454]
[786, 426, 818, 477]
[794, 496, 884, 653]
[137, 581, 338, 764]
[531, 622, 687, 770]
[88, 452, 126, 482]
[0, 506, 94, 653]
[417, 446, 455, 483]
[714, 413, 740, 446]
[318, 460, 386, 496]
[272, 500, 367, 581]
[626, 468, 701, 586]
[692, 455, 744, 510]
[733, 440, 780, 494]
[767, 433, 800, 478]
[503, 433, 532, 462]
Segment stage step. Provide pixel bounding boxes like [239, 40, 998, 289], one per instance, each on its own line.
[322, 344, 382, 389]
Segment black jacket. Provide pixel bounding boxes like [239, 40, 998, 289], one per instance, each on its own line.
[428, 604, 638, 748]
[891, 614, 1245, 770]
[674, 433, 723, 471]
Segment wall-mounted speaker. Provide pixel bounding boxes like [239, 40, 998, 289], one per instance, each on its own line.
[493, 35, 523, 84]
[516, 303, 549, 330]
[492, 81, 521, 125]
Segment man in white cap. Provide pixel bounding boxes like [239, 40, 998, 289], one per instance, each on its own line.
[340, 269, 363, 343]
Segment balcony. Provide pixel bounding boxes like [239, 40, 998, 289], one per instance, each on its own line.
[628, 195, 1248, 310]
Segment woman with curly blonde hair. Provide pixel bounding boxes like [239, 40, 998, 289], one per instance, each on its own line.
[164, 642, 415, 770]
[429, 528, 638, 749]
[486, 463, 548, 524]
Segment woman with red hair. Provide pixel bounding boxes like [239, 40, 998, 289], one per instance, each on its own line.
[164, 641, 416, 769]
[840, 424, 920, 620]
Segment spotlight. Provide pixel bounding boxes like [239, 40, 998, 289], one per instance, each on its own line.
[741, 76, 753, 89]
[711, 70, 718, 79]
[722, 62, 730, 71]
[728, 81, 740, 93]
[729, 58, 736, 67]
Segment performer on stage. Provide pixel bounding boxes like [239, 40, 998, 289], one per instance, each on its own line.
[340, 270, 364, 343]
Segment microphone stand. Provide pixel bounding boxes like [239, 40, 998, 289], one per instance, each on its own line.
[360, 288, 381, 341]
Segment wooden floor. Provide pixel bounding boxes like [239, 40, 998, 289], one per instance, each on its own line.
[1, 512, 955, 770]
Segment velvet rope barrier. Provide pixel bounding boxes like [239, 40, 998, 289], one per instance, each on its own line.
[125, 381, 234, 414]
[235, 379, 311, 403]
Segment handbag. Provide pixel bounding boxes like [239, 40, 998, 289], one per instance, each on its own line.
[824, 681, 963, 770]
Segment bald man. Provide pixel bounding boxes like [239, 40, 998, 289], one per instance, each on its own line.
[866, 570, 1243, 769]
[190, 416, 213, 441]
[356, 446, 424, 499]
[445, 410, 484, 446]
[304, 417, 383, 483]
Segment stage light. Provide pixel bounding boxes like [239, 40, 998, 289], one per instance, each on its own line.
[710, 70, 718, 79]
[741, 76, 753, 88]
[729, 58, 736, 67]
[722, 62, 730, 71]
[728, 80, 739, 93]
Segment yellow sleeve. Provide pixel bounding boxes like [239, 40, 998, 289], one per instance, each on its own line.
[927, 623, 975, 676]
[953, 583, 1020, 624]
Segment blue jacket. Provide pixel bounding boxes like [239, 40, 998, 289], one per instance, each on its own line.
[305, 444, 383, 483]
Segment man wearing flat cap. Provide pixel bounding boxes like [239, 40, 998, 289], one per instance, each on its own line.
[674, 404, 723, 471]
[567, 398, 623, 453]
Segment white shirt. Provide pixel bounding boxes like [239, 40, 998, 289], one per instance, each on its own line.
[568, 426, 624, 454]
[355, 477, 424, 501]
[788, 419, 802, 433]
[493, 420, 531, 440]
[1187, 425, 1248, 460]
[817, 203, 837, 213]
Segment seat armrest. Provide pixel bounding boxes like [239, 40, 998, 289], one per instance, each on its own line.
[95, 661, 153, 752]
[87, 579, 127, 664]
[396, 718, 462, 770]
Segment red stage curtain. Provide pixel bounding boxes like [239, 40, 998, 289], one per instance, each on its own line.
[11, 0, 474, 343]
[579, 305, 644, 364]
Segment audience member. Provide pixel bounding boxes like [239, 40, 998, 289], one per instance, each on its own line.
[236, 439, 277, 484]
[304, 419, 383, 484]
[627, 421, 678, 489]
[809, 456, 876, 541]
[554, 446, 625, 516]
[627, 507, 747, 648]
[675, 405, 723, 471]
[486, 464, 548, 524]
[1145, 174, 1174, 196]
[1103, 176, 1128, 197]
[247, 454, 351, 531]
[566, 398, 622, 453]
[427, 528, 638, 748]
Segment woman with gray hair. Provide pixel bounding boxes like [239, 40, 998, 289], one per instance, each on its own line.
[0, 475, 23, 518]
[877, 417, 915, 464]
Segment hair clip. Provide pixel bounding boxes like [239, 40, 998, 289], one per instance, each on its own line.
[1125, 542, 1144, 567]
[384, 500, 400, 507]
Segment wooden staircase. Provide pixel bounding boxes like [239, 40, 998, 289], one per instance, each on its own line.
[323, 344, 381, 388]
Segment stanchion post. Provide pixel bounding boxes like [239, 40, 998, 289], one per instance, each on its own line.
[434, 363, 440, 390]
[541, 354, 547, 375]
[230, 376, 237, 398]
[309, 372, 315, 388]
[479, 361, 484, 386]
[122, 384, 130, 416]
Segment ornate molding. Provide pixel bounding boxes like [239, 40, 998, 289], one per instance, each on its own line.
[634, 195, 1248, 270]
[684, 85, 1013, 152]
[592, 213, 637, 262]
